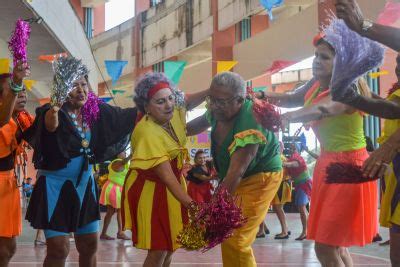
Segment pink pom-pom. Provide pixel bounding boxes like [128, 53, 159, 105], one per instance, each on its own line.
[247, 87, 282, 132]
[326, 163, 378, 184]
[82, 91, 103, 127]
[8, 19, 31, 67]
[200, 186, 247, 251]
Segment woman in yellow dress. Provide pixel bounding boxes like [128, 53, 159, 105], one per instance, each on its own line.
[122, 72, 208, 266]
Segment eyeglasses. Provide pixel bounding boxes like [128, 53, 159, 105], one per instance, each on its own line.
[205, 95, 241, 109]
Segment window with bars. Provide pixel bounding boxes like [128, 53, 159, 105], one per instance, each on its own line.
[84, 7, 93, 39]
[240, 17, 251, 42]
[153, 62, 164, 72]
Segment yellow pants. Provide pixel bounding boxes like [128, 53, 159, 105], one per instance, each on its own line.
[221, 171, 283, 267]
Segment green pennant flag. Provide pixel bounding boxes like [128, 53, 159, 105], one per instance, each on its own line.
[252, 86, 267, 92]
[112, 89, 125, 95]
[164, 61, 186, 85]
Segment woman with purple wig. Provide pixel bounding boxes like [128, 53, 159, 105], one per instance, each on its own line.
[122, 72, 208, 266]
[256, 18, 383, 266]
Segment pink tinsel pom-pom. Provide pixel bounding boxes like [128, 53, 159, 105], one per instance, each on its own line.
[326, 163, 379, 184]
[177, 187, 247, 252]
[82, 91, 103, 128]
[247, 87, 282, 132]
[200, 186, 247, 251]
[8, 19, 31, 67]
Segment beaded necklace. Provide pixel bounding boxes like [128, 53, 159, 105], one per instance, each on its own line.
[68, 112, 91, 155]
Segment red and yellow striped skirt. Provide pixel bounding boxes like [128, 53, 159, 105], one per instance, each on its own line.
[122, 162, 188, 251]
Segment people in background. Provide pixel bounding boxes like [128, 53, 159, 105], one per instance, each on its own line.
[99, 152, 131, 240]
[186, 150, 216, 203]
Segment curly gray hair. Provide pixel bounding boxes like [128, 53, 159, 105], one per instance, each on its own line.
[134, 72, 183, 113]
[210, 72, 246, 97]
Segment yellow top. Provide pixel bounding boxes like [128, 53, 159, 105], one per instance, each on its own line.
[377, 89, 400, 144]
[130, 107, 189, 170]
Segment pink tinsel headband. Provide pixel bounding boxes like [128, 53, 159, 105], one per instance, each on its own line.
[148, 82, 170, 99]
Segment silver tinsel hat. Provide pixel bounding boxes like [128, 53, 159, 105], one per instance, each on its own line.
[51, 56, 89, 106]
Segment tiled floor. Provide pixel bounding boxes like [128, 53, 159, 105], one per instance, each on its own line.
[11, 211, 391, 266]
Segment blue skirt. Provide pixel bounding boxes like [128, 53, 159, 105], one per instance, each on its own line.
[26, 156, 100, 233]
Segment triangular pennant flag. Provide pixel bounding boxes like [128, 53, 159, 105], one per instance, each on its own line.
[164, 61, 186, 85]
[369, 70, 389, 79]
[104, 60, 128, 86]
[377, 1, 400, 26]
[100, 96, 113, 103]
[252, 86, 267, 92]
[112, 89, 125, 95]
[38, 97, 50, 106]
[23, 80, 36, 91]
[38, 53, 67, 63]
[266, 60, 296, 74]
[260, 0, 284, 20]
[217, 61, 238, 74]
[0, 58, 10, 74]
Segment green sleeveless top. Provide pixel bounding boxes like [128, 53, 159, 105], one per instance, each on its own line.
[107, 159, 129, 186]
[207, 100, 282, 180]
[304, 86, 366, 152]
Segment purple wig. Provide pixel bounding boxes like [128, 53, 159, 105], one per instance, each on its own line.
[323, 18, 384, 98]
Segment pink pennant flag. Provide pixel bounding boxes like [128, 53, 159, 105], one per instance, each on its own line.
[266, 60, 296, 75]
[377, 1, 400, 26]
[197, 132, 208, 143]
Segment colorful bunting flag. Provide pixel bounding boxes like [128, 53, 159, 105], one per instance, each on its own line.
[0, 59, 10, 74]
[260, 0, 284, 20]
[23, 80, 36, 91]
[38, 53, 67, 63]
[197, 132, 208, 144]
[266, 60, 296, 74]
[38, 97, 50, 105]
[377, 1, 400, 26]
[100, 96, 113, 103]
[217, 61, 238, 74]
[252, 86, 267, 92]
[369, 70, 389, 79]
[164, 61, 186, 85]
[104, 60, 128, 86]
[112, 89, 125, 95]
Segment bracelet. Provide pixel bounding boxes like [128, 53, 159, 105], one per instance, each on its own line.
[9, 80, 24, 93]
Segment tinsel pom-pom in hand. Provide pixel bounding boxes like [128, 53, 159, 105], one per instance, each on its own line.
[201, 187, 247, 251]
[177, 201, 207, 250]
[326, 163, 379, 184]
[246, 87, 282, 132]
[82, 91, 103, 128]
[8, 19, 31, 67]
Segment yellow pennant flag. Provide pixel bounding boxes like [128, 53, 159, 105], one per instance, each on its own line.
[0, 59, 10, 75]
[217, 61, 238, 74]
[24, 80, 36, 91]
[369, 70, 389, 79]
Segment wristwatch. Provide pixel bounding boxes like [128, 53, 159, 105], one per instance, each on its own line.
[361, 19, 373, 32]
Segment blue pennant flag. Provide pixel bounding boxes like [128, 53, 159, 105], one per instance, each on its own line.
[100, 96, 113, 103]
[104, 60, 128, 86]
[260, 0, 284, 20]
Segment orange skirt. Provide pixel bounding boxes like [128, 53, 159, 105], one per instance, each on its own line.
[307, 148, 377, 247]
[0, 170, 22, 237]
